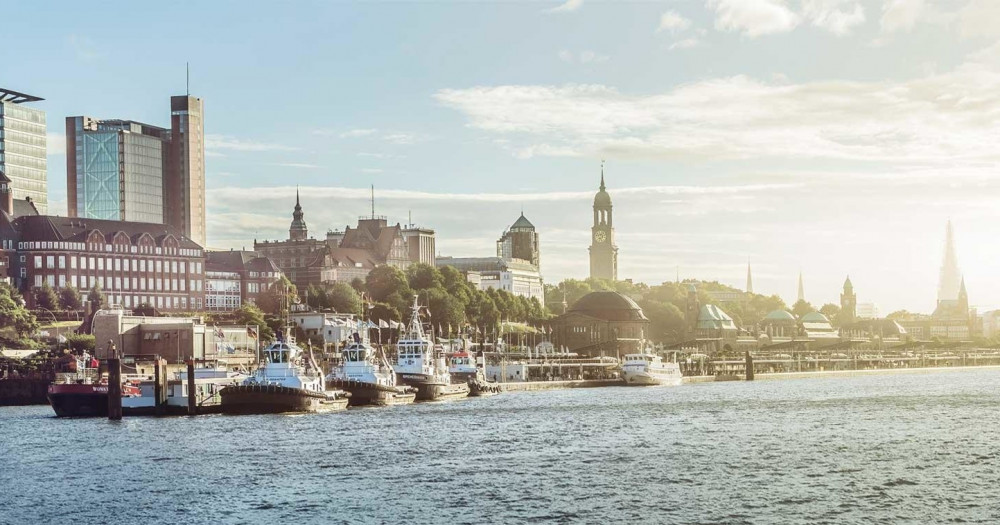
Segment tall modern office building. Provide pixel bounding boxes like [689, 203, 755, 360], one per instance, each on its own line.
[0, 89, 48, 213]
[166, 95, 206, 247]
[65, 95, 206, 246]
[66, 117, 169, 223]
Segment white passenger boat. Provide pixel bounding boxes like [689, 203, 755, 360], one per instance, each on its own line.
[326, 326, 416, 406]
[622, 352, 683, 386]
[221, 335, 349, 414]
[394, 296, 470, 401]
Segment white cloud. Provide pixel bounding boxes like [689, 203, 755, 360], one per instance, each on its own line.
[545, 0, 582, 14]
[670, 38, 704, 50]
[205, 134, 299, 152]
[361, 168, 384, 174]
[802, 0, 866, 36]
[657, 10, 693, 33]
[434, 45, 1000, 164]
[67, 34, 101, 61]
[879, 0, 924, 33]
[958, 0, 1000, 39]
[707, 0, 800, 37]
[383, 133, 418, 144]
[339, 128, 378, 138]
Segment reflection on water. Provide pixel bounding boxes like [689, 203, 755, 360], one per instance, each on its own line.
[2, 369, 999, 524]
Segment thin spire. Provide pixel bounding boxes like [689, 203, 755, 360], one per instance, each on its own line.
[746, 258, 753, 294]
[797, 271, 805, 303]
[938, 219, 961, 302]
[295, 185, 300, 206]
[600, 159, 606, 191]
[186, 62, 190, 96]
[371, 184, 375, 218]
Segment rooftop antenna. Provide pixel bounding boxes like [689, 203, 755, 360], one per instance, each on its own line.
[408, 210, 412, 228]
[371, 184, 375, 219]
[186, 62, 189, 96]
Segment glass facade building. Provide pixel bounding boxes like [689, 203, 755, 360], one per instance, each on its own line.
[68, 117, 168, 224]
[0, 90, 48, 213]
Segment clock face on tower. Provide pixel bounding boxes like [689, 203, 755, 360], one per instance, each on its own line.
[594, 230, 607, 243]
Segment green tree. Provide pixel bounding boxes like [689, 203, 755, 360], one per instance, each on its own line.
[327, 281, 362, 315]
[639, 300, 686, 343]
[406, 263, 443, 291]
[819, 303, 841, 325]
[366, 265, 411, 303]
[466, 289, 499, 332]
[350, 277, 366, 294]
[425, 287, 466, 334]
[0, 284, 38, 338]
[88, 284, 107, 310]
[33, 282, 59, 311]
[64, 334, 96, 354]
[256, 276, 298, 316]
[370, 302, 401, 323]
[791, 299, 815, 319]
[232, 303, 275, 343]
[59, 286, 83, 311]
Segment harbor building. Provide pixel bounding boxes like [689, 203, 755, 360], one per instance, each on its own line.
[550, 291, 649, 358]
[204, 250, 283, 312]
[66, 117, 169, 223]
[65, 94, 207, 247]
[0, 89, 47, 213]
[92, 311, 257, 366]
[0, 174, 206, 311]
[255, 193, 436, 290]
[435, 212, 544, 302]
[589, 165, 618, 281]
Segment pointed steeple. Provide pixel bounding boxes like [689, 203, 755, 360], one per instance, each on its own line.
[797, 271, 805, 303]
[844, 275, 853, 292]
[289, 187, 308, 241]
[938, 220, 962, 303]
[600, 160, 606, 191]
[746, 259, 754, 294]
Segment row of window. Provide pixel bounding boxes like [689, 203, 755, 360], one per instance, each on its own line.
[34, 273, 204, 293]
[31, 254, 203, 275]
[20, 240, 202, 257]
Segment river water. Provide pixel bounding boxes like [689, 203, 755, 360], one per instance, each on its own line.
[2, 368, 999, 524]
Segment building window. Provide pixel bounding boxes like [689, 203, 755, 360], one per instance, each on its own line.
[71, 256, 77, 269]
[46, 256, 54, 268]
[98, 258, 104, 271]
[58, 256, 65, 269]
[34, 275, 42, 287]
[34, 256, 41, 269]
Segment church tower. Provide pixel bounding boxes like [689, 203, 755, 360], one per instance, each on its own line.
[589, 163, 618, 280]
[289, 188, 308, 241]
[840, 276, 856, 326]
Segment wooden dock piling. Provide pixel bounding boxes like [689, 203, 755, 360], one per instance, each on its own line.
[107, 358, 122, 420]
[187, 359, 197, 415]
[154, 358, 168, 416]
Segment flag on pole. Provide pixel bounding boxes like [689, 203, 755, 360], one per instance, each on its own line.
[379, 319, 389, 329]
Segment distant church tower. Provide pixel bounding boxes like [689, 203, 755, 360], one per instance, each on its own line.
[589, 163, 618, 281]
[840, 276, 856, 326]
[289, 188, 308, 241]
[746, 260, 754, 294]
[797, 271, 805, 303]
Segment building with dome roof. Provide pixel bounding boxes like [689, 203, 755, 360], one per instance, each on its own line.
[550, 290, 649, 357]
[589, 163, 618, 280]
[436, 212, 544, 301]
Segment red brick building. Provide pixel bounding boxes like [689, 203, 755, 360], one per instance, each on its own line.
[1, 175, 206, 311]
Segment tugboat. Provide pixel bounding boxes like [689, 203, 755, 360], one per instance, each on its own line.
[220, 334, 349, 414]
[447, 350, 478, 384]
[621, 351, 683, 386]
[394, 296, 470, 401]
[326, 325, 416, 407]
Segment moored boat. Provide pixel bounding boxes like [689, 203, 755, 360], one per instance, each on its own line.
[326, 327, 416, 407]
[221, 336, 349, 414]
[394, 296, 470, 401]
[622, 352, 683, 386]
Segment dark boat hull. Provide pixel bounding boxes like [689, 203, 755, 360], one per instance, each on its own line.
[220, 384, 348, 414]
[397, 373, 470, 401]
[47, 384, 109, 417]
[326, 378, 416, 407]
[468, 380, 502, 397]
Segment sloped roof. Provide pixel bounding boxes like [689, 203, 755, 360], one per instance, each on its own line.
[697, 304, 737, 330]
[206, 250, 281, 274]
[568, 291, 648, 322]
[765, 309, 796, 322]
[13, 215, 202, 249]
[800, 311, 830, 323]
[510, 213, 534, 230]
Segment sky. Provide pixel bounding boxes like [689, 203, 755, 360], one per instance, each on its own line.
[2, 0, 1000, 314]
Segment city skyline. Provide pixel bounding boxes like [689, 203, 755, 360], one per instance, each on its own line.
[3, 0, 999, 313]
